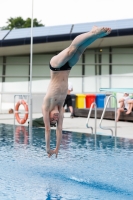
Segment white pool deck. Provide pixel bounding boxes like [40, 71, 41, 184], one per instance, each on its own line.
[0, 112, 133, 139]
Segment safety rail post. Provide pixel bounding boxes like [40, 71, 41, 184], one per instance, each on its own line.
[86, 102, 97, 134]
[29, 0, 34, 130]
[99, 94, 117, 136]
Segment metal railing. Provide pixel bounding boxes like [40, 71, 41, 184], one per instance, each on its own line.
[99, 94, 117, 136]
[86, 102, 97, 134]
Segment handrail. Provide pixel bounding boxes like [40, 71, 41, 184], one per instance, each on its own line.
[86, 102, 97, 134]
[99, 95, 117, 136]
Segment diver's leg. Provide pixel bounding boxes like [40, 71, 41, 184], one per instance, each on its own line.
[50, 26, 111, 68]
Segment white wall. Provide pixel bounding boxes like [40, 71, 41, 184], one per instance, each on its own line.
[85, 50, 95, 76]
[101, 48, 109, 75]
[112, 48, 133, 75]
[32, 54, 55, 76]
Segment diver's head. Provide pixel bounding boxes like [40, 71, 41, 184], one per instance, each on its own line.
[49, 109, 59, 124]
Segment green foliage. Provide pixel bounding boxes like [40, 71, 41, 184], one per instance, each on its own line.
[24, 18, 44, 28]
[1, 17, 44, 30]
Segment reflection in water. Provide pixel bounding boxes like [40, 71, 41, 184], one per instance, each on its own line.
[61, 131, 73, 150]
[15, 126, 29, 144]
[0, 124, 133, 200]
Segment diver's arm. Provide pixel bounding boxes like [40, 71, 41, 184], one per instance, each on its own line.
[55, 107, 64, 157]
[42, 104, 51, 154]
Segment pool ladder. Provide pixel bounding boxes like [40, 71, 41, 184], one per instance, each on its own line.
[86, 102, 97, 134]
[86, 94, 117, 136]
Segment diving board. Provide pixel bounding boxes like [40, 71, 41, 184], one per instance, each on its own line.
[100, 88, 133, 93]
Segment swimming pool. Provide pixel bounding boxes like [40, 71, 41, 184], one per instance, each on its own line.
[0, 124, 133, 200]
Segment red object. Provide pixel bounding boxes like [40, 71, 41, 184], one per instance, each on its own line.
[15, 100, 28, 124]
[86, 94, 96, 108]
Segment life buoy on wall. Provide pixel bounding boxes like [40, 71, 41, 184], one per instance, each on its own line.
[15, 100, 28, 124]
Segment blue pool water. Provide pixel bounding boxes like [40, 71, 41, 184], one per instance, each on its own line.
[0, 124, 133, 200]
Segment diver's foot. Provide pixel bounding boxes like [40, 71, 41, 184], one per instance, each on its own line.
[91, 26, 111, 38]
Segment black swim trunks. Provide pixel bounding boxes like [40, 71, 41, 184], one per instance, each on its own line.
[49, 62, 71, 71]
[124, 107, 133, 112]
[63, 95, 72, 107]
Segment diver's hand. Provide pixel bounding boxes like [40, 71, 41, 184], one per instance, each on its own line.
[47, 148, 58, 158]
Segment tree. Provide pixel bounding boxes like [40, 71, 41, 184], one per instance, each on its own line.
[24, 18, 44, 28]
[1, 17, 44, 30]
[6, 17, 25, 29]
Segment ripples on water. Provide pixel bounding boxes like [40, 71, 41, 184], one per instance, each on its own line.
[0, 124, 133, 200]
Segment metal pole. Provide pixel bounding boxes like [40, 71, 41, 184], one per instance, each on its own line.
[29, 0, 34, 128]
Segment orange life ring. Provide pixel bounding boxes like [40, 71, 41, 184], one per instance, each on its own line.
[15, 100, 28, 124]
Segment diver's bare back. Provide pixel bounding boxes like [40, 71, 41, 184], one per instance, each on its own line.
[43, 70, 70, 110]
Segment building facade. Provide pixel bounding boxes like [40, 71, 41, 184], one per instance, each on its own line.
[0, 19, 133, 112]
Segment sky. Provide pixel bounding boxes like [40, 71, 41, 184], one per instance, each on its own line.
[0, 0, 133, 28]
